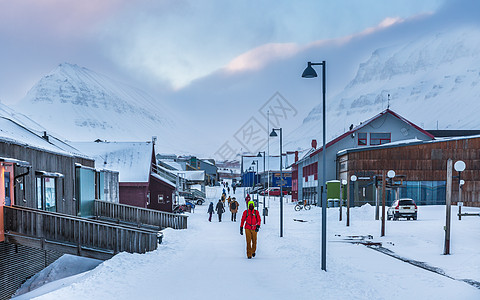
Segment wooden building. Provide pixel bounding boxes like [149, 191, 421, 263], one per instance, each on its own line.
[337, 135, 480, 207]
[0, 117, 94, 221]
[292, 109, 435, 204]
[72, 141, 176, 213]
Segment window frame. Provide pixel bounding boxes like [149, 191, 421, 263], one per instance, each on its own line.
[36, 176, 57, 212]
[158, 194, 165, 204]
[358, 132, 367, 146]
[370, 132, 391, 145]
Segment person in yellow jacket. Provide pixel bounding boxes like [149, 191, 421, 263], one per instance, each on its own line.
[240, 200, 261, 259]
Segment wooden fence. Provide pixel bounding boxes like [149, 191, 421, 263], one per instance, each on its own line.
[3, 206, 159, 259]
[94, 200, 188, 230]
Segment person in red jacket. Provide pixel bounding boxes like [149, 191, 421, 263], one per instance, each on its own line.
[245, 193, 251, 206]
[240, 200, 261, 259]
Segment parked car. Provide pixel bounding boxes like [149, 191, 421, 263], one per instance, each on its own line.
[260, 187, 288, 196]
[387, 198, 417, 220]
[179, 191, 205, 205]
[250, 184, 264, 194]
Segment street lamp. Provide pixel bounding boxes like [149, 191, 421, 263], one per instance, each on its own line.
[302, 61, 327, 271]
[241, 155, 245, 188]
[381, 170, 395, 237]
[257, 151, 267, 224]
[252, 160, 259, 207]
[349, 175, 357, 227]
[341, 179, 347, 222]
[454, 160, 466, 222]
[270, 128, 283, 237]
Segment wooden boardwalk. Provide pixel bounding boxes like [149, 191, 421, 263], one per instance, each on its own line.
[94, 200, 188, 230]
[4, 206, 160, 260]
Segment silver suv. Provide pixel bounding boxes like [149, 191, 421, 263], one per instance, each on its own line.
[387, 198, 417, 220]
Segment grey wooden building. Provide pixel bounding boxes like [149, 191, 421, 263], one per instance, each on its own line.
[292, 109, 435, 203]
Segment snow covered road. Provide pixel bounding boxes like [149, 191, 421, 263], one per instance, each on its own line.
[15, 187, 480, 300]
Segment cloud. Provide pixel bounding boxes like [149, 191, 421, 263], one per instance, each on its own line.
[222, 16, 409, 76]
[225, 43, 301, 73]
[0, 0, 127, 38]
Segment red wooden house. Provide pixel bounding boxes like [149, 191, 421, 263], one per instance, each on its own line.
[72, 141, 176, 212]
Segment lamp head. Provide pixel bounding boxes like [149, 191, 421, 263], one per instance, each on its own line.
[454, 160, 466, 172]
[350, 175, 357, 182]
[387, 170, 396, 178]
[270, 129, 278, 137]
[257, 152, 262, 157]
[302, 62, 318, 78]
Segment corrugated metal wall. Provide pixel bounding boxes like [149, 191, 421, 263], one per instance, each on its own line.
[0, 242, 62, 300]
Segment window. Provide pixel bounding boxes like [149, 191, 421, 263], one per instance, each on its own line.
[36, 177, 42, 209]
[36, 176, 57, 212]
[358, 132, 367, 145]
[370, 133, 391, 145]
[158, 194, 164, 204]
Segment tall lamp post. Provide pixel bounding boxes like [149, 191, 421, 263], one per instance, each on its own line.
[341, 179, 347, 222]
[302, 61, 327, 271]
[381, 170, 395, 237]
[257, 151, 267, 224]
[349, 175, 357, 227]
[270, 128, 283, 237]
[252, 160, 259, 207]
[444, 160, 465, 254]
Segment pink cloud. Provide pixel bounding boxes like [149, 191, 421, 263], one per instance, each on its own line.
[225, 43, 301, 73]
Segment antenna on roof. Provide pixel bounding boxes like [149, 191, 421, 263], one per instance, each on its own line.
[387, 94, 391, 109]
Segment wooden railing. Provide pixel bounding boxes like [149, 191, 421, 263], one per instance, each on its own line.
[94, 200, 188, 230]
[3, 206, 159, 259]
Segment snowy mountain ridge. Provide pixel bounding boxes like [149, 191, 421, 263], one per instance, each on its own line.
[22, 63, 171, 127]
[289, 26, 480, 150]
[14, 63, 193, 154]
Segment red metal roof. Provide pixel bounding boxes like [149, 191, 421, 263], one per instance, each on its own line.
[307, 109, 435, 159]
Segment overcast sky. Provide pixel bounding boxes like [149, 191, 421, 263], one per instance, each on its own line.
[0, 0, 445, 104]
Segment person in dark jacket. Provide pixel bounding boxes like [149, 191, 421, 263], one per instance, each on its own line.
[207, 202, 214, 222]
[215, 199, 225, 222]
[230, 197, 239, 222]
[240, 200, 261, 259]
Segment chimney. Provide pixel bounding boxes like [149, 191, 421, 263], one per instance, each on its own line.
[311, 139, 317, 149]
[295, 151, 299, 162]
[42, 131, 49, 142]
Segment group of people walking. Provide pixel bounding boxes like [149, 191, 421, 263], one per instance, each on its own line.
[207, 188, 261, 260]
[207, 196, 239, 222]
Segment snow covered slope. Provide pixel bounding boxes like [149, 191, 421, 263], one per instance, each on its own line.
[287, 26, 480, 150]
[14, 63, 191, 154]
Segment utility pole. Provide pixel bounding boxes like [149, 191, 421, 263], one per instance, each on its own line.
[381, 170, 386, 237]
[444, 159, 453, 255]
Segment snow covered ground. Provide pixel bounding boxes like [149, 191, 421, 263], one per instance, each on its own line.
[14, 187, 480, 300]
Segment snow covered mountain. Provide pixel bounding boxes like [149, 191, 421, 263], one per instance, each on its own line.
[286, 26, 480, 150]
[14, 63, 190, 153]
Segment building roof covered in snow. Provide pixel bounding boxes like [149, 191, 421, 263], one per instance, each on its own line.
[0, 102, 92, 159]
[0, 116, 74, 157]
[71, 141, 154, 182]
